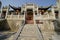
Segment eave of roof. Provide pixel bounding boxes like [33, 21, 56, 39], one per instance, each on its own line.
[38, 5, 52, 10]
[9, 5, 21, 11]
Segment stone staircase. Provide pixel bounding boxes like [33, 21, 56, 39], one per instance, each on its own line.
[16, 24, 43, 40]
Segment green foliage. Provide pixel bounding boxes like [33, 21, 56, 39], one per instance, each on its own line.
[0, 1, 2, 8]
[0, 10, 1, 13]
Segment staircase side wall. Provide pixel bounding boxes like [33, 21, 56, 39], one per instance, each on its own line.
[7, 20, 23, 32]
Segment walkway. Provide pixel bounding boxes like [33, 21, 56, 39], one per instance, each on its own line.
[13, 24, 44, 40]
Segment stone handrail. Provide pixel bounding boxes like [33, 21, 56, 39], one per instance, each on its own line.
[34, 14, 56, 20]
[34, 15, 49, 20]
[7, 15, 11, 18]
[12, 15, 18, 18]
[6, 15, 25, 20]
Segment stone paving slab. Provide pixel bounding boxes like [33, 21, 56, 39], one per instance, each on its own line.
[17, 24, 42, 40]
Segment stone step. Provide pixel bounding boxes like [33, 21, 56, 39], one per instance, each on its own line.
[17, 24, 42, 40]
[18, 37, 38, 40]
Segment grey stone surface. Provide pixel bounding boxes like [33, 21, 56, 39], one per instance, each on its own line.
[17, 24, 43, 40]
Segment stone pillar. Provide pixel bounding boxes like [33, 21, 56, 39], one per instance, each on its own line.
[57, 0, 60, 22]
[37, 6, 38, 15]
[24, 6, 26, 21]
[33, 6, 36, 24]
[39, 11, 42, 19]
[45, 11, 49, 19]
[23, 6, 26, 23]
[10, 11, 13, 19]
[5, 6, 9, 19]
[24, 11, 25, 20]
[33, 10, 35, 24]
[18, 13, 19, 19]
[0, 7, 2, 18]
[56, 0, 60, 8]
[51, 6, 55, 19]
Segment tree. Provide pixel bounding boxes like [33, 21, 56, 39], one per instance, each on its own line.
[0, 1, 2, 8]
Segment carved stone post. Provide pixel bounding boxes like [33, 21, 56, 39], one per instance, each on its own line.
[5, 6, 9, 19]
[57, 0, 60, 22]
[1, 7, 2, 18]
[33, 6, 36, 24]
[51, 6, 55, 19]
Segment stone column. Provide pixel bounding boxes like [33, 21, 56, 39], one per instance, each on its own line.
[57, 0, 60, 22]
[23, 6, 26, 23]
[56, 0, 60, 8]
[39, 11, 42, 19]
[33, 6, 36, 24]
[51, 6, 55, 19]
[1, 7, 2, 18]
[18, 13, 19, 19]
[5, 6, 9, 19]
[24, 6, 26, 21]
[24, 11, 25, 20]
[45, 11, 49, 20]
[37, 6, 38, 15]
[11, 12, 13, 19]
[33, 10, 35, 24]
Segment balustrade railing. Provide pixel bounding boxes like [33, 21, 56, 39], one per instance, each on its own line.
[49, 13, 56, 20]
[12, 15, 18, 18]
[6, 15, 25, 20]
[34, 15, 49, 20]
[34, 14, 56, 20]
[7, 15, 11, 18]
[6, 13, 56, 20]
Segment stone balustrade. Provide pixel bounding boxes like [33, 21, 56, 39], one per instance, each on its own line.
[6, 12, 56, 20]
[6, 15, 25, 20]
[34, 14, 56, 20]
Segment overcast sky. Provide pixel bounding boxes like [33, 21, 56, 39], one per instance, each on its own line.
[0, 0, 56, 7]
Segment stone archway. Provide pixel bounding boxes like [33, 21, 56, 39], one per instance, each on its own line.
[25, 9, 34, 24]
